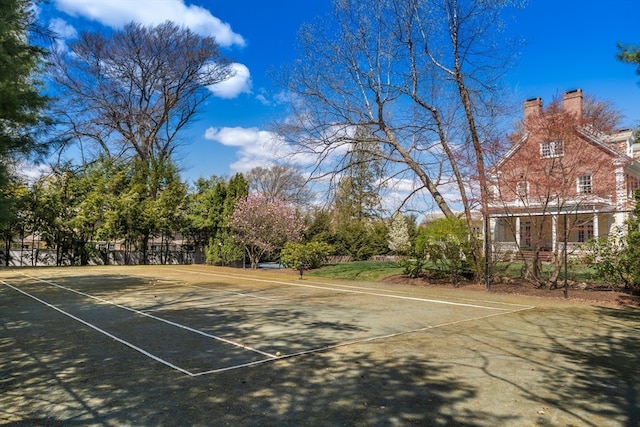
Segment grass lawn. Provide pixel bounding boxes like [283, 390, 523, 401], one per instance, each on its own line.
[307, 260, 404, 281]
[493, 260, 604, 283]
[309, 259, 606, 285]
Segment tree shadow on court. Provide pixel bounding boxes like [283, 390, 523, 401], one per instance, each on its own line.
[539, 307, 640, 427]
[1, 278, 519, 426]
[14, 270, 638, 425]
[1, 323, 514, 426]
[40, 273, 159, 292]
[206, 350, 521, 426]
[456, 306, 640, 427]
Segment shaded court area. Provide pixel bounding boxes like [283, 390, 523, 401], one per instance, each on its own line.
[1, 265, 639, 426]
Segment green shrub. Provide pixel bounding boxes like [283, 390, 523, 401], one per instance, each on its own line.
[281, 241, 334, 270]
[400, 259, 423, 278]
[582, 230, 640, 293]
[415, 216, 476, 281]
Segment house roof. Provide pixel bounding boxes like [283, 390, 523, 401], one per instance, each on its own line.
[600, 128, 633, 144]
[575, 127, 630, 158]
[490, 126, 637, 176]
[489, 132, 528, 174]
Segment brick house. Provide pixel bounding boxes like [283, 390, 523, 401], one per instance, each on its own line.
[488, 89, 640, 259]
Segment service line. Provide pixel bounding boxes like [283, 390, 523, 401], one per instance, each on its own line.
[169, 268, 534, 311]
[2, 280, 194, 376]
[17, 273, 276, 359]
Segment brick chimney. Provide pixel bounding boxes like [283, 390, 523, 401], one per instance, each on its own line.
[524, 97, 542, 129]
[562, 88, 583, 119]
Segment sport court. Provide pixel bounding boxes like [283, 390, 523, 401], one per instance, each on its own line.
[1, 266, 534, 377]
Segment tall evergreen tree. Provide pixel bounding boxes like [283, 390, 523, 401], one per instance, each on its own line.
[333, 126, 384, 224]
[617, 43, 640, 76]
[0, 0, 51, 225]
[184, 176, 226, 262]
[203, 173, 248, 265]
[329, 127, 389, 260]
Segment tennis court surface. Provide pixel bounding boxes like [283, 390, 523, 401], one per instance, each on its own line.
[1, 265, 533, 376]
[3, 265, 640, 426]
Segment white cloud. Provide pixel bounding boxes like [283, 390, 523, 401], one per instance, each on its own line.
[254, 90, 295, 106]
[204, 126, 313, 173]
[204, 126, 272, 148]
[49, 18, 77, 51]
[15, 162, 51, 183]
[207, 63, 252, 99]
[54, 0, 245, 48]
[255, 94, 270, 106]
[50, 17, 77, 39]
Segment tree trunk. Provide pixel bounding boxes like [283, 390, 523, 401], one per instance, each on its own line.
[141, 232, 149, 265]
[31, 233, 36, 266]
[3, 234, 10, 267]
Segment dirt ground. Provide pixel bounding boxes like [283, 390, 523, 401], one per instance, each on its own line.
[1, 265, 639, 426]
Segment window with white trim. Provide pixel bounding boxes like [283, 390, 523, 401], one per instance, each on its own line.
[577, 220, 594, 242]
[577, 174, 592, 194]
[540, 140, 564, 158]
[520, 220, 532, 248]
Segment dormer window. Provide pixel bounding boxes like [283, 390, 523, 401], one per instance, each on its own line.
[540, 140, 564, 158]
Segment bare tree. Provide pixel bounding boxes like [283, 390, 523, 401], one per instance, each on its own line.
[582, 94, 625, 134]
[276, 0, 521, 280]
[245, 164, 313, 207]
[51, 21, 233, 165]
[49, 21, 233, 264]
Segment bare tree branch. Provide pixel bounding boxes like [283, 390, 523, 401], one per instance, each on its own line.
[51, 21, 233, 166]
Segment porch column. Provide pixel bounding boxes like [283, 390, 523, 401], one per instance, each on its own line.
[552, 214, 557, 252]
[614, 163, 626, 231]
[515, 216, 521, 247]
[489, 216, 497, 244]
[593, 213, 599, 239]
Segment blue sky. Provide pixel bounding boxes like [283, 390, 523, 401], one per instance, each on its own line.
[38, 0, 640, 185]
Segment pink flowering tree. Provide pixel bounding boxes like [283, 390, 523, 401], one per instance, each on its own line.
[229, 194, 305, 268]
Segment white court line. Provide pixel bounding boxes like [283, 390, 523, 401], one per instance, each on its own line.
[1, 280, 194, 376]
[5, 269, 537, 377]
[18, 273, 276, 359]
[302, 279, 533, 309]
[191, 303, 536, 376]
[132, 274, 278, 301]
[75, 269, 278, 302]
[141, 301, 235, 313]
[178, 282, 276, 301]
[169, 268, 533, 311]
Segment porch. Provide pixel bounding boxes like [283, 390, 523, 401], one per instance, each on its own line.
[489, 209, 626, 261]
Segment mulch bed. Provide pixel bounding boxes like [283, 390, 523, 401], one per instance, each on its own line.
[381, 274, 640, 308]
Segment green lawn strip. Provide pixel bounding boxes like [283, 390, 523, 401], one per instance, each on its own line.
[308, 259, 607, 285]
[307, 260, 403, 281]
[493, 261, 606, 284]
